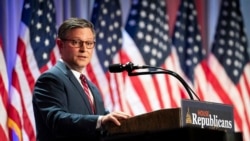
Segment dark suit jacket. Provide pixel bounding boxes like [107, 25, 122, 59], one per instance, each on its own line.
[32, 61, 109, 141]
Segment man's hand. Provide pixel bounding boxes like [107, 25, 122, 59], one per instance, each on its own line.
[101, 111, 131, 126]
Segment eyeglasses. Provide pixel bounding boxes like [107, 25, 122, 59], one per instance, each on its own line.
[62, 39, 96, 49]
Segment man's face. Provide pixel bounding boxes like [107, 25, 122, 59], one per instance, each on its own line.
[57, 27, 95, 72]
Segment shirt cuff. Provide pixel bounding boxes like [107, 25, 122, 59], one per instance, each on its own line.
[96, 115, 104, 129]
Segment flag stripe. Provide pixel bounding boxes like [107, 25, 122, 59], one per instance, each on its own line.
[86, 51, 115, 110]
[236, 74, 250, 128]
[111, 51, 134, 114]
[122, 31, 161, 113]
[152, 76, 164, 108]
[168, 52, 186, 108]
[0, 126, 8, 141]
[195, 60, 210, 100]
[0, 38, 8, 141]
[115, 47, 155, 113]
[17, 38, 36, 93]
[163, 63, 179, 108]
[9, 73, 23, 141]
[12, 69, 36, 141]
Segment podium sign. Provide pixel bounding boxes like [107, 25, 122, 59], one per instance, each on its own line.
[181, 99, 234, 132]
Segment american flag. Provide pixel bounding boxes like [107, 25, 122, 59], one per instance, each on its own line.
[88, 0, 179, 115]
[124, 0, 180, 113]
[171, 0, 208, 101]
[0, 38, 9, 141]
[207, 0, 250, 140]
[87, 0, 125, 113]
[8, 0, 60, 140]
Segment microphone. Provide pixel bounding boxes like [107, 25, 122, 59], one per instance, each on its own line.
[108, 62, 147, 73]
[108, 62, 200, 101]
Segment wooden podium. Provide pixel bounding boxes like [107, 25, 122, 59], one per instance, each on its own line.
[102, 100, 242, 141]
[104, 108, 182, 135]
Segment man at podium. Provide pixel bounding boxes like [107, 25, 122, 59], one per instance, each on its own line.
[32, 18, 131, 141]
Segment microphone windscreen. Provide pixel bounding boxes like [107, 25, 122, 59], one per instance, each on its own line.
[108, 64, 123, 72]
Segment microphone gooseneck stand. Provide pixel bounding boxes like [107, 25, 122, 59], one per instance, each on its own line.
[124, 63, 200, 101]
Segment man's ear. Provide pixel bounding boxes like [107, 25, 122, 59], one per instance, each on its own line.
[56, 38, 63, 48]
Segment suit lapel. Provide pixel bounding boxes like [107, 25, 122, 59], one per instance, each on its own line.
[55, 61, 94, 114]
